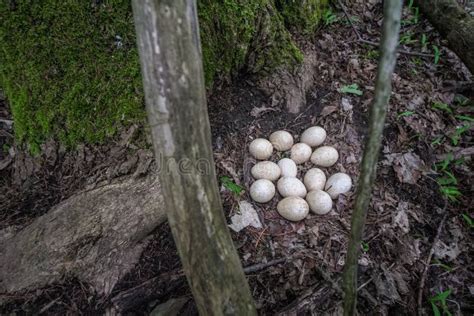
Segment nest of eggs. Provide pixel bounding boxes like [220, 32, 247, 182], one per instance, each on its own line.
[248, 127, 352, 221]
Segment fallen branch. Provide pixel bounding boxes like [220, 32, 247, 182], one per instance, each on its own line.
[111, 257, 288, 312]
[417, 211, 448, 316]
[111, 271, 185, 312]
[243, 258, 287, 274]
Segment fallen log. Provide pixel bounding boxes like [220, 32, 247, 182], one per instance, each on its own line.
[417, 0, 474, 74]
[0, 174, 165, 295]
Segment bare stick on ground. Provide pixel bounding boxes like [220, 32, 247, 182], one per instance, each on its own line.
[417, 212, 448, 316]
[132, 1, 256, 314]
[342, 1, 403, 315]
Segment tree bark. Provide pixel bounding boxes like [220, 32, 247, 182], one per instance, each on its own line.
[342, 1, 402, 315]
[131, 1, 257, 315]
[417, 0, 474, 74]
[0, 174, 165, 295]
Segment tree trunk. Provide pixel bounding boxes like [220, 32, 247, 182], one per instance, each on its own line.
[417, 0, 474, 74]
[131, 1, 257, 315]
[342, 1, 403, 315]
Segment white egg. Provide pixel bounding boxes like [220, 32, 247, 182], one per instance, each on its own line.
[306, 190, 333, 215]
[277, 177, 307, 198]
[251, 161, 281, 181]
[303, 168, 326, 191]
[325, 173, 352, 199]
[300, 126, 327, 147]
[250, 179, 275, 203]
[290, 143, 312, 164]
[269, 130, 294, 151]
[278, 158, 297, 178]
[277, 197, 309, 221]
[310, 146, 339, 167]
[249, 138, 273, 160]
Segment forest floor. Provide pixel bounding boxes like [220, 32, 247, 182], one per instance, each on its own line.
[1, 1, 473, 315]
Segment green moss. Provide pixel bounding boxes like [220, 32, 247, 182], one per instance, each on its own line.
[276, 0, 328, 34]
[0, 1, 145, 149]
[1, 0, 324, 149]
[198, 0, 311, 84]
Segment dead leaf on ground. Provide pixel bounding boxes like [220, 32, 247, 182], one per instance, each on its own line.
[393, 202, 410, 234]
[385, 152, 426, 184]
[228, 201, 262, 232]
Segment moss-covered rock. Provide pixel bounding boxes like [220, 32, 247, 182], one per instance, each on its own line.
[0, 0, 326, 150]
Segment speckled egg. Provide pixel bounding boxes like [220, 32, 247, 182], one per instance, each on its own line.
[251, 161, 281, 181]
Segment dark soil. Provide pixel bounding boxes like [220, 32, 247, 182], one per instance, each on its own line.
[1, 1, 473, 315]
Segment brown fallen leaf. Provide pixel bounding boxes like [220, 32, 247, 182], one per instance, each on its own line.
[391, 152, 426, 184]
[320, 105, 338, 116]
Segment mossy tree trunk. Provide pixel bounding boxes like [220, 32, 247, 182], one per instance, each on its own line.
[132, 0, 257, 314]
[198, 0, 328, 85]
[416, 0, 474, 74]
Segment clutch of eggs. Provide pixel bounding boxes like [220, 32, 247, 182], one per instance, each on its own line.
[247, 127, 352, 221]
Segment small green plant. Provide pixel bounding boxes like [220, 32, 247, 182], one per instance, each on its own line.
[432, 102, 452, 114]
[433, 45, 441, 64]
[365, 49, 379, 60]
[462, 213, 474, 228]
[455, 115, 474, 122]
[434, 155, 462, 201]
[429, 289, 452, 316]
[220, 176, 244, 195]
[322, 8, 338, 26]
[432, 259, 453, 272]
[400, 32, 416, 45]
[412, 6, 419, 24]
[435, 153, 453, 171]
[420, 33, 428, 49]
[454, 95, 470, 106]
[436, 171, 460, 201]
[450, 124, 470, 146]
[361, 241, 369, 252]
[339, 83, 363, 96]
[411, 57, 423, 66]
[431, 136, 444, 146]
[398, 111, 415, 118]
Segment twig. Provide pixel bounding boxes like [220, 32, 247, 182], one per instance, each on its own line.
[357, 262, 396, 291]
[337, 0, 434, 58]
[417, 211, 448, 316]
[337, 0, 362, 39]
[243, 257, 287, 274]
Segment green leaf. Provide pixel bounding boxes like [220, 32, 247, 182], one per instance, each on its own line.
[431, 136, 444, 146]
[420, 34, 428, 47]
[439, 186, 462, 201]
[340, 83, 363, 96]
[433, 45, 440, 64]
[455, 115, 474, 122]
[431, 302, 441, 316]
[361, 241, 369, 252]
[462, 214, 474, 228]
[432, 102, 452, 114]
[220, 176, 244, 195]
[435, 153, 453, 171]
[398, 111, 415, 118]
[430, 289, 452, 302]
